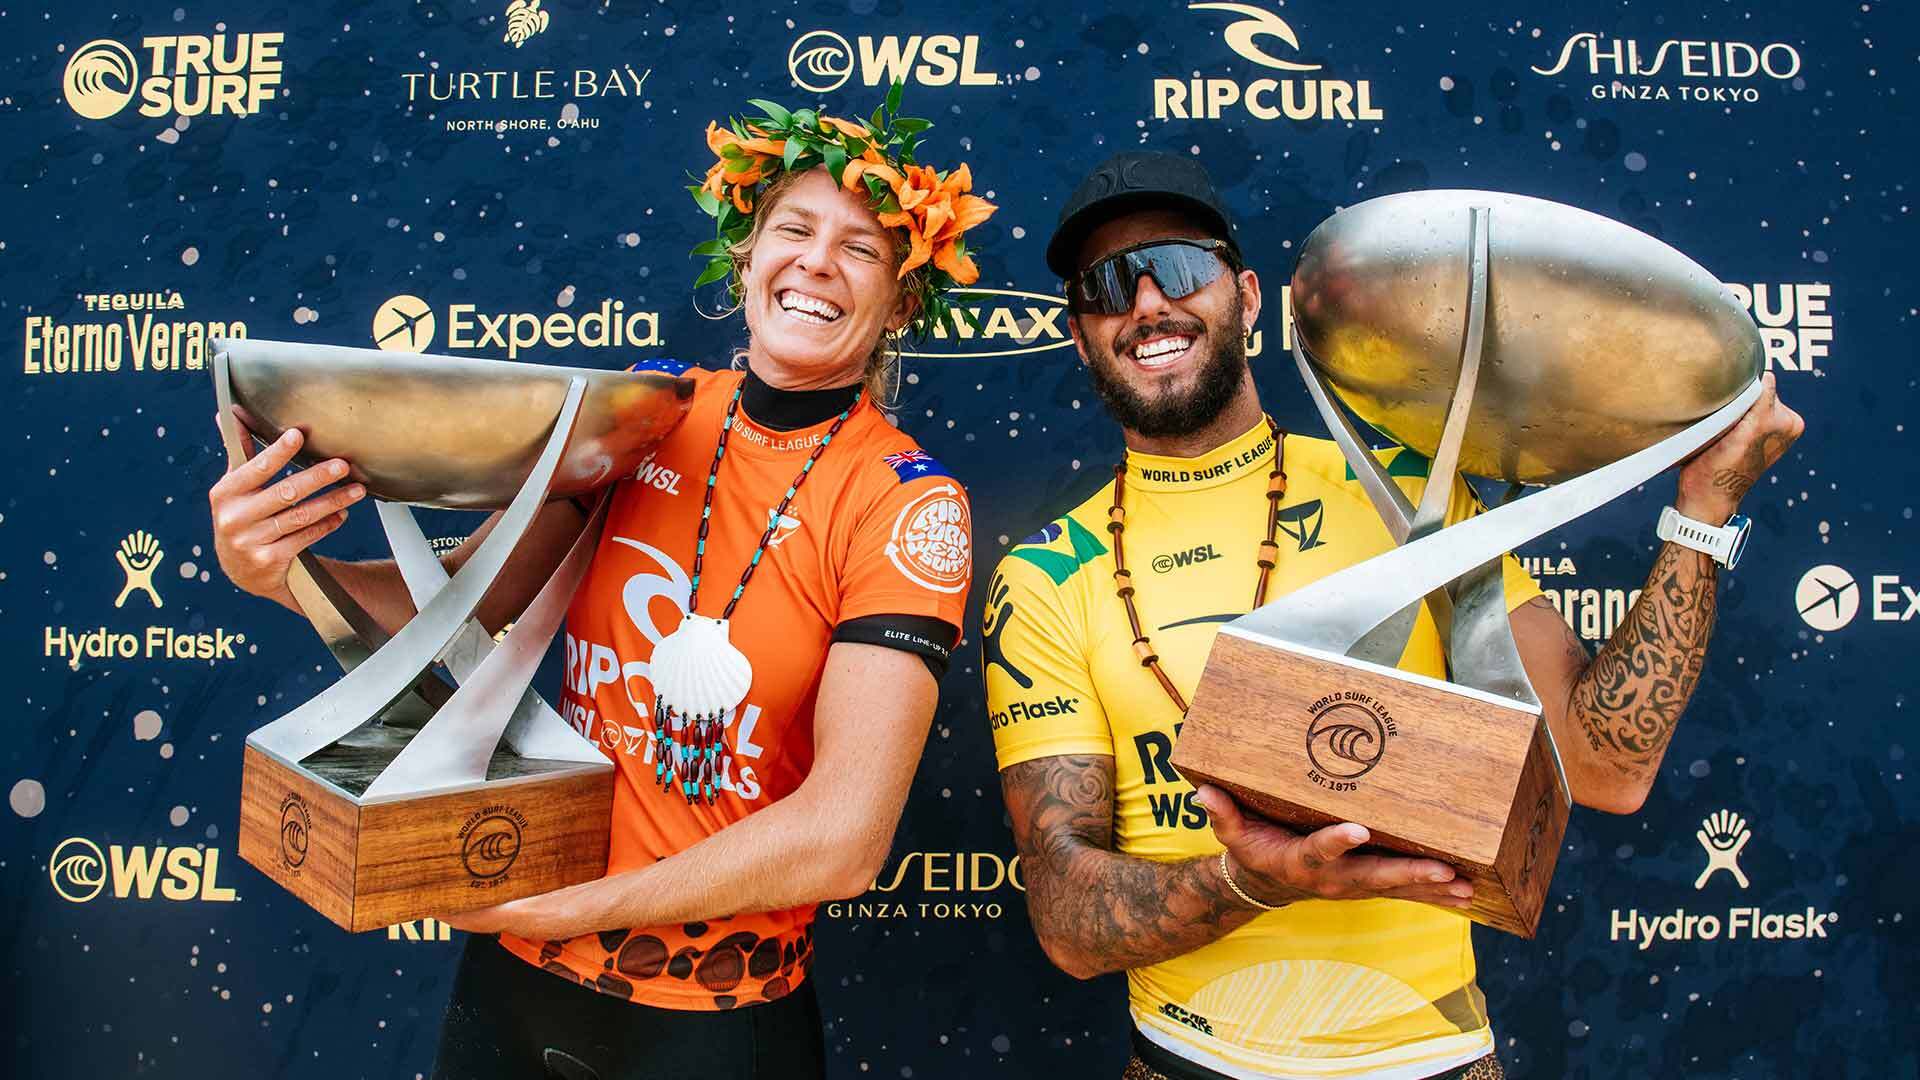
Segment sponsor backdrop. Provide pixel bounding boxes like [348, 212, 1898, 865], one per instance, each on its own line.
[1, 1, 1912, 1077]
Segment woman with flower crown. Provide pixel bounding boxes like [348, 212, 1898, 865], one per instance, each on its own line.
[206, 86, 993, 1078]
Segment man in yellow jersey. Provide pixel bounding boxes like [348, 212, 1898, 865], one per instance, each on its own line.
[983, 152, 1804, 1080]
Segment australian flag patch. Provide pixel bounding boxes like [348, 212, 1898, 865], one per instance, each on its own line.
[882, 448, 953, 483]
[626, 358, 691, 375]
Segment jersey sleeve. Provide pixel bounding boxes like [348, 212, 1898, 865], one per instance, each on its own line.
[1440, 474, 1545, 613]
[838, 465, 974, 631]
[982, 550, 1115, 770]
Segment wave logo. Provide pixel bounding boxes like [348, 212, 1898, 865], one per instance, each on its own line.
[899, 289, 1072, 359]
[789, 30, 855, 93]
[278, 793, 311, 870]
[1189, 2, 1321, 72]
[49, 837, 108, 903]
[1303, 695, 1395, 787]
[460, 808, 524, 881]
[63, 39, 140, 119]
[502, 0, 551, 49]
[1795, 564, 1859, 632]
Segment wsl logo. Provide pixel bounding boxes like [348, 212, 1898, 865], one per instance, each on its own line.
[787, 29, 998, 94]
[49, 836, 239, 903]
[1304, 691, 1395, 792]
[459, 805, 526, 884]
[61, 31, 286, 121]
[278, 793, 311, 872]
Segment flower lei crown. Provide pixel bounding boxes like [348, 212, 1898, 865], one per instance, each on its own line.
[690, 82, 996, 339]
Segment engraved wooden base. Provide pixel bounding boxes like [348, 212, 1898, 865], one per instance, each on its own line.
[1172, 629, 1569, 937]
[238, 728, 613, 933]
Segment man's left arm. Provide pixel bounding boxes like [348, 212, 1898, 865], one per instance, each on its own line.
[1513, 373, 1804, 814]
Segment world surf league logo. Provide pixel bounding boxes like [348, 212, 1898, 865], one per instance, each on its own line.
[278, 793, 311, 872]
[459, 805, 527, 886]
[1304, 691, 1395, 791]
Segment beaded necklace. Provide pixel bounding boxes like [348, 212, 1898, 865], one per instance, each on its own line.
[1107, 420, 1287, 714]
[647, 379, 861, 803]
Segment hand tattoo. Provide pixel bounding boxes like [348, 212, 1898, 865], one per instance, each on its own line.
[999, 755, 1260, 977]
[1565, 543, 1718, 781]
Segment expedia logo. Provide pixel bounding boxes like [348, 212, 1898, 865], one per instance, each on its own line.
[788, 30, 998, 95]
[1304, 691, 1396, 791]
[49, 837, 239, 903]
[898, 289, 1072, 360]
[1155, 2, 1382, 122]
[1533, 31, 1803, 105]
[1152, 544, 1221, 574]
[1795, 565, 1859, 631]
[371, 294, 661, 358]
[278, 793, 311, 871]
[62, 31, 285, 121]
[459, 805, 526, 883]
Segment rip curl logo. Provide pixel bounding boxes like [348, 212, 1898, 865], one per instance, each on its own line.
[113, 530, 165, 609]
[278, 793, 311, 872]
[1694, 809, 1751, 890]
[459, 805, 526, 884]
[49, 837, 107, 903]
[502, 0, 551, 49]
[63, 40, 139, 119]
[1189, 2, 1321, 72]
[1304, 692, 1395, 791]
[886, 484, 971, 594]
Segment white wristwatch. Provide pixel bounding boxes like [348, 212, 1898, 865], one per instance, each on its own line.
[1657, 506, 1752, 569]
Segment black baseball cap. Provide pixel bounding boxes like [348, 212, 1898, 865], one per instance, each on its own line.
[1045, 151, 1241, 280]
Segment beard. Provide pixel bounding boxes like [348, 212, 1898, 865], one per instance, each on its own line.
[1082, 297, 1248, 439]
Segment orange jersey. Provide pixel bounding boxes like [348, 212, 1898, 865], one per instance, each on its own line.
[499, 364, 973, 1010]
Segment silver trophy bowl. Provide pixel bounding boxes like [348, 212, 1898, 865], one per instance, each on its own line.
[220, 339, 695, 509]
[1291, 189, 1762, 485]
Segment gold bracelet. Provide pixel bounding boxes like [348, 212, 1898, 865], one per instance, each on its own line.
[1218, 851, 1281, 911]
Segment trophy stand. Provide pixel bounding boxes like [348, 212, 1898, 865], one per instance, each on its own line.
[214, 340, 690, 932]
[1172, 202, 1762, 937]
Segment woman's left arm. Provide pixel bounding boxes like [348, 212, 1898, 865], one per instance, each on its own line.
[445, 641, 935, 940]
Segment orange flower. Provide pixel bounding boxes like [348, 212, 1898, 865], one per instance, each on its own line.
[873, 163, 995, 283]
[820, 115, 871, 139]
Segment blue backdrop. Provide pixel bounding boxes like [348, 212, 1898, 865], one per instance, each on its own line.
[3, 1, 1914, 1077]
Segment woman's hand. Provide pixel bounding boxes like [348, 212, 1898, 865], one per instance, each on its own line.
[210, 411, 367, 610]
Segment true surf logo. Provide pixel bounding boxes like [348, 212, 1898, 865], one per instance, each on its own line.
[61, 29, 286, 120]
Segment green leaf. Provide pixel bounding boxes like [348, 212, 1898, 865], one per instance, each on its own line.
[844, 136, 868, 158]
[792, 108, 818, 131]
[885, 79, 904, 117]
[863, 174, 888, 200]
[719, 142, 746, 159]
[748, 99, 792, 127]
[892, 117, 932, 136]
[690, 237, 730, 257]
[782, 137, 804, 170]
[693, 259, 732, 288]
[690, 186, 721, 216]
[870, 104, 886, 132]
[822, 143, 848, 185]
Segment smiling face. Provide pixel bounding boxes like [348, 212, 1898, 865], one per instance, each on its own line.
[1068, 209, 1262, 439]
[739, 167, 915, 390]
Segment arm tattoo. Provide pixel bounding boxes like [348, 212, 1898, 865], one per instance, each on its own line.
[999, 755, 1262, 978]
[1564, 543, 1719, 782]
[1707, 429, 1794, 506]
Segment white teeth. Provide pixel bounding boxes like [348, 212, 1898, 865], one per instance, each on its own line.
[778, 290, 843, 322]
[1132, 336, 1194, 366]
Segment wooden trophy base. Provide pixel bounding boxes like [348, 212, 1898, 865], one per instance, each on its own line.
[1172, 629, 1569, 937]
[238, 724, 613, 933]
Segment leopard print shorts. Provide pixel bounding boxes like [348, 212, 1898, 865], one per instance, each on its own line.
[1120, 1053, 1505, 1080]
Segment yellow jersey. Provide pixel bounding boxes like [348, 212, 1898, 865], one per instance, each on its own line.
[984, 417, 1541, 1079]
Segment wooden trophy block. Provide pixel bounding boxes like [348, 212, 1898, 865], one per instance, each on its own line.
[1172, 629, 1570, 937]
[238, 727, 613, 933]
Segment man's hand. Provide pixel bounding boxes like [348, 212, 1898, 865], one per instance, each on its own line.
[1195, 786, 1473, 910]
[1674, 371, 1805, 523]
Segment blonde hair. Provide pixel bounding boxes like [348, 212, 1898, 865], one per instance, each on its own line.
[721, 169, 927, 408]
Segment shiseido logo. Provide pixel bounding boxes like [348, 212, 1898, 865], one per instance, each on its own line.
[1531, 31, 1803, 106]
[1304, 691, 1395, 791]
